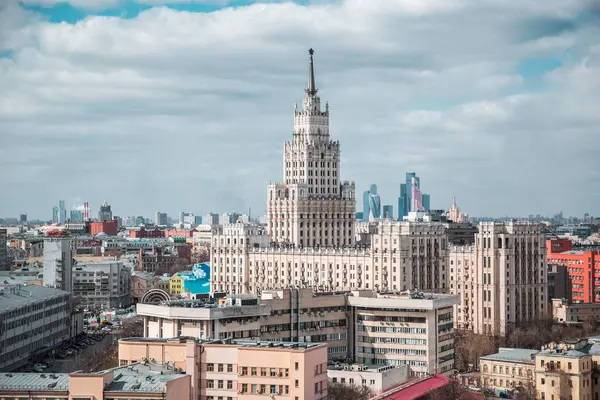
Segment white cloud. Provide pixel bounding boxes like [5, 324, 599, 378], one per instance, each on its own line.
[0, 0, 599, 219]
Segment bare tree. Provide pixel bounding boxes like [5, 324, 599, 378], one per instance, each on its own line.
[424, 380, 468, 400]
[455, 331, 499, 372]
[327, 382, 374, 400]
[121, 315, 144, 338]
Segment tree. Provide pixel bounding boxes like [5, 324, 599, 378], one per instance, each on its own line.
[121, 315, 144, 338]
[454, 331, 499, 372]
[327, 382, 374, 400]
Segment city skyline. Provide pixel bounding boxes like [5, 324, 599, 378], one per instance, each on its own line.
[1, 0, 599, 218]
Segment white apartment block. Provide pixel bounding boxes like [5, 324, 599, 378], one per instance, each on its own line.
[348, 291, 458, 376]
[43, 238, 73, 291]
[73, 260, 132, 310]
[136, 288, 458, 376]
[0, 284, 71, 371]
[449, 221, 548, 336]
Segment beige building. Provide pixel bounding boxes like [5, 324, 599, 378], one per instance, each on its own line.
[552, 298, 600, 323]
[0, 361, 190, 400]
[119, 337, 328, 400]
[136, 289, 459, 376]
[449, 221, 548, 336]
[211, 220, 449, 295]
[479, 348, 537, 393]
[478, 337, 600, 400]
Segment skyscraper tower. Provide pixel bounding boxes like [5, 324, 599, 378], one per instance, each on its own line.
[267, 49, 356, 247]
[58, 200, 67, 224]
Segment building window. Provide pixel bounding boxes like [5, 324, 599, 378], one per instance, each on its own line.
[207, 363, 214, 372]
[207, 380, 214, 388]
[218, 364, 224, 372]
[295, 362, 299, 371]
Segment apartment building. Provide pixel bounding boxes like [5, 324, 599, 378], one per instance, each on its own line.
[0, 284, 71, 371]
[42, 238, 73, 291]
[118, 337, 328, 400]
[136, 289, 459, 376]
[0, 361, 190, 400]
[72, 260, 132, 310]
[210, 220, 449, 295]
[449, 221, 548, 336]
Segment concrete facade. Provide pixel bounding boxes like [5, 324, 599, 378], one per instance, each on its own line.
[72, 260, 132, 310]
[0, 284, 71, 371]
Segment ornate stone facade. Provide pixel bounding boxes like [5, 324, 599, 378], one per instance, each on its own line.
[267, 49, 356, 248]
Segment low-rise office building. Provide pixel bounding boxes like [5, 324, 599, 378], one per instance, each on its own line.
[0, 284, 71, 371]
[327, 363, 409, 394]
[119, 337, 328, 400]
[0, 361, 190, 400]
[136, 289, 459, 376]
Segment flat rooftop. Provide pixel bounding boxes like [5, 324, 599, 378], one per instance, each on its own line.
[0, 372, 69, 392]
[121, 337, 323, 350]
[479, 348, 537, 364]
[0, 362, 185, 394]
[0, 284, 69, 313]
[103, 362, 185, 393]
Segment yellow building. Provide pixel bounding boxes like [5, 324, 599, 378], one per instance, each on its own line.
[479, 337, 600, 400]
[169, 274, 184, 295]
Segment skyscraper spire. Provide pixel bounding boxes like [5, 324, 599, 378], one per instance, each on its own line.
[306, 48, 317, 96]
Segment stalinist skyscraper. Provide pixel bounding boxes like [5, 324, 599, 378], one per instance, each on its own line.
[267, 49, 356, 248]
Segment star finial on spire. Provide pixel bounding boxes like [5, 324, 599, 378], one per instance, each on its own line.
[306, 48, 317, 95]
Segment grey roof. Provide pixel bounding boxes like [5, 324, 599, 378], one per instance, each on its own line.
[0, 285, 69, 313]
[104, 363, 185, 393]
[480, 348, 537, 364]
[0, 363, 184, 394]
[0, 373, 69, 391]
[542, 349, 589, 359]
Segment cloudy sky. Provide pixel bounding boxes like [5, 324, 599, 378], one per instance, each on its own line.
[1, 0, 599, 220]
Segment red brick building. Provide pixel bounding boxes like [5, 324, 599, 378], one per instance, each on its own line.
[547, 239, 600, 303]
[163, 229, 196, 238]
[130, 227, 164, 238]
[89, 220, 118, 236]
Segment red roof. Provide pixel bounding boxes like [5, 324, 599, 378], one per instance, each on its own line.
[372, 375, 451, 400]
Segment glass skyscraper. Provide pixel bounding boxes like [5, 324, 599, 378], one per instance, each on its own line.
[362, 184, 381, 221]
[397, 172, 431, 220]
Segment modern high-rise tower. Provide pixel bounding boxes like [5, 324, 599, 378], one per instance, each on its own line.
[398, 172, 431, 219]
[266, 49, 356, 247]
